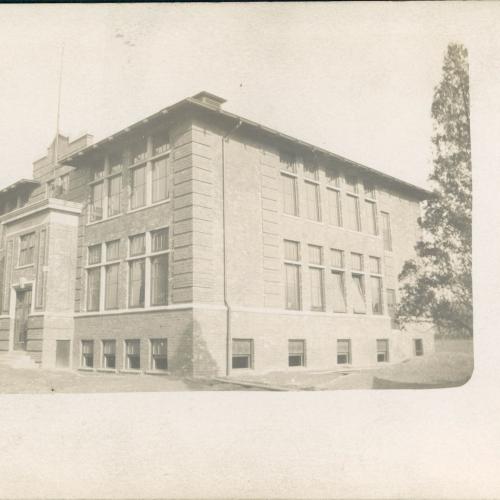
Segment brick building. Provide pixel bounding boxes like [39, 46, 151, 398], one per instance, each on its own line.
[0, 92, 433, 376]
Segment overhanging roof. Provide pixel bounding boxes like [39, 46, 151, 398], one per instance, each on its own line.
[0, 179, 40, 197]
[62, 93, 431, 199]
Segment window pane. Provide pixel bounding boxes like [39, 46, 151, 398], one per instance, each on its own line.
[310, 267, 324, 311]
[108, 175, 122, 217]
[288, 339, 305, 354]
[151, 339, 168, 370]
[87, 268, 101, 311]
[151, 228, 169, 252]
[332, 271, 347, 313]
[152, 158, 168, 202]
[285, 264, 300, 310]
[93, 164, 105, 180]
[377, 339, 389, 362]
[327, 189, 342, 226]
[280, 152, 297, 173]
[352, 274, 366, 313]
[152, 339, 168, 355]
[105, 264, 120, 310]
[129, 234, 145, 256]
[337, 339, 351, 364]
[282, 174, 298, 216]
[88, 244, 101, 265]
[131, 140, 147, 164]
[365, 200, 378, 235]
[351, 253, 363, 271]
[345, 175, 358, 193]
[126, 340, 141, 369]
[369, 256, 381, 274]
[129, 259, 145, 307]
[364, 181, 376, 199]
[414, 339, 424, 356]
[381, 212, 392, 251]
[232, 339, 253, 369]
[284, 240, 300, 261]
[304, 162, 319, 180]
[151, 254, 168, 306]
[106, 240, 120, 261]
[109, 152, 123, 174]
[346, 194, 361, 231]
[305, 182, 321, 221]
[90, 182, 103, 221]
[331, 249, 344, 268]
[131, 166, 146, 209]
[326, 168, 340, 187]
[308, 245, 323, 265]
[19, 232, 35, 266]
[81, 341, 94, 368]
[232, 339, 252, 355]
[371, 276, 383, 315]
[103, 340, 116, 355]
[153, 133, 169, 155]
[126, 339, 140, 355]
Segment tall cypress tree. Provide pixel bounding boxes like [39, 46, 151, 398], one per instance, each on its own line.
[398, 43, 472, 336]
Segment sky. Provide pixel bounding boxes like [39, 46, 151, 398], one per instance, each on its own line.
[0, 3, 497, 190]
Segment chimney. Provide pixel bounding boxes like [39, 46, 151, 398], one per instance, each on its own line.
[191, 91, 227, 110]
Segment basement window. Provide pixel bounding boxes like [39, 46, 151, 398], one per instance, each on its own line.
[288, 340, 305, 367]
[81, 340, 94, 368]
[414, 339, 424, 357]
[151, 339, 168, 370]
[232, 339, 253, 369]
[102, 340, 116, 369]
[125, 340, 141, 370]
[377, 339, 389, 363]
[337, 339, 351, 365]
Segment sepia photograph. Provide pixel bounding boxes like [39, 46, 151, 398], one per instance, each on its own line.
[0, 5, 472, 394]
[0, 2, 498, 499]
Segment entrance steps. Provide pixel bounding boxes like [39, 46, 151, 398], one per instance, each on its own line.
[0, 351, 39, 369]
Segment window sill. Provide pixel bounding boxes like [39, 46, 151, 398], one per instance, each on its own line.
[78, 367, 95, 372]
[96, 368, 117, 373]
[120, 369, 143, 375]
[127, 199, 170, 215]
[86, 213, 122, 227]
[145, 370, 170, 376]
[16, 264, 34, 270]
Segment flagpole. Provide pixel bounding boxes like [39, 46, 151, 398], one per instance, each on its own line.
[53, 44, 64, 180]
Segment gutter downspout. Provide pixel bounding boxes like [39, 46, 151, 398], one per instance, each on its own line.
[222, 119, 242, 376]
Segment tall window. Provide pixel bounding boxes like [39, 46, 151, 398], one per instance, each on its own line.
[150, 228, 169, 306]
[327, 188, 342, 227]
[130, 166, 146, 210]
[152, 158, 168, 202]
[232, 339, 253, 369]
[108, 175, 122, 217]
[19, 232, 35, 266]
[131, 139, 147, 165]
[337, 339, 351, 365]
[89, 181, 104, 222]
[60, 174, 70, 195]
[102, 340, 116, 369]
[282, 173, 299, 216]
[305, 181, 321, 221]
[377, 339, 389, 362]
[153, 132, 169, 156]
[381, 212, 392, 251]
[369, 256, 383, 315]
[105, 264, 119, 310]
[86, 267, 101, 312]
[365, 200, 378, 235]
[151, 339, 168, 370]
[129, 234, 145, 308]
[387, 289, 398, 329]
[351, 252, 366, 314]
[331, 249, 347, 313]
[308, 245, 324, 311]
[284, 240, 301, 310]
[288, 340, 306, 367]
[81, 340, 94, 368]
[346, 194, 361, 231]
[125, 339, 141, 370]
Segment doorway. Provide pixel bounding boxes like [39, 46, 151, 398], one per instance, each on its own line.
[13, 288, 32, 351]
[56, 340, 71, 368]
